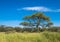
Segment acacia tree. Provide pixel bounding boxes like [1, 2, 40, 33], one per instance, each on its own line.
[46, 22, 53, 28]
[20, 22, 29, 28]
[20, 12, 53, 32]
[31, 12, 51, 31]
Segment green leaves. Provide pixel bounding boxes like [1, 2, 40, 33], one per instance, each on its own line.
[20, 22, 29, 26]
[20, 12, 53, 29]
[46, 22, 53, 27]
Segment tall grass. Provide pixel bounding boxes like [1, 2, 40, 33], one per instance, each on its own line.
[0, 32, 60, 42]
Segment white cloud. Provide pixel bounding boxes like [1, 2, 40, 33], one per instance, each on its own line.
[22, 7, 50, 11]
[18, 6, 60, 12]
[22, 7, 52, 12]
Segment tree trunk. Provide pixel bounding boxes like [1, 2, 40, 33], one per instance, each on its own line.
[36, 18, 40, 32]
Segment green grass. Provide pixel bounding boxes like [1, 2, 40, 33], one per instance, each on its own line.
[0, 32, 60, 42]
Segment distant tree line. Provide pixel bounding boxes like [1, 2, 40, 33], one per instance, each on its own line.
[0, 25, 60, 33]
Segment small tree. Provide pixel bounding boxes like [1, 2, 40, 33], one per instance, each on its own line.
[20, 22, 29, 28]
[46, 22, 53, 28]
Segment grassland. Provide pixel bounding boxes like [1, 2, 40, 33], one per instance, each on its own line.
[0, 32, 60, 42]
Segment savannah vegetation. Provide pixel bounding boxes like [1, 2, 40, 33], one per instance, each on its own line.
[0, 12, 60, 42]
[0, 32, 60, 42]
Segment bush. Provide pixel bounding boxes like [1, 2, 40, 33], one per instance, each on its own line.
[15, 27, 23, 32]
[57, 30, 60, 33]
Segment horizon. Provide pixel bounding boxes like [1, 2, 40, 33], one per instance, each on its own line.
[0, 0, 60, 27]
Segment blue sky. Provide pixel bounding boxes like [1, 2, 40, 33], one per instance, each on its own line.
[0, 0, 60, 27]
